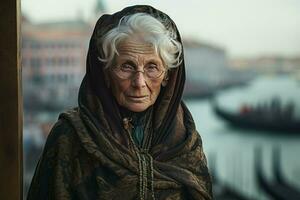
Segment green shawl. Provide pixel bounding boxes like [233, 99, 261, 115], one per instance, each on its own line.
[27, 5, 212, 200]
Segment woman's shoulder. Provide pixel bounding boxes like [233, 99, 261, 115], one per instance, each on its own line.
[44, 108, 80, 149]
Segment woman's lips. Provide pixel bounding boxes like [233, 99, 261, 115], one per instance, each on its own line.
[127, 95, 148, 101]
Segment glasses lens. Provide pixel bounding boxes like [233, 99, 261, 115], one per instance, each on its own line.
[113, 67, 132, 79]
[145, 65, 165, 79]
[146, 69, 164, 79]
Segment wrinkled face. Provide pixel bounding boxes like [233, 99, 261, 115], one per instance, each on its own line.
[108, 38, 166, 112]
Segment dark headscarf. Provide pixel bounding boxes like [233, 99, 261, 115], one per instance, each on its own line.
[27, 5, 212, 200]
[82, 5, 185, 148]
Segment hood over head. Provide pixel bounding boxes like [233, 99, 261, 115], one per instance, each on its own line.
[79, 5, 186, 149]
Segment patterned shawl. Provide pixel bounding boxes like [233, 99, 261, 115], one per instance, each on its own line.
[27, 5, 212, 200]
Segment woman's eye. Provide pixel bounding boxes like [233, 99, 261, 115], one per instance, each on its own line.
[120, 63, 134, 71]
[146, 64, 159, 71]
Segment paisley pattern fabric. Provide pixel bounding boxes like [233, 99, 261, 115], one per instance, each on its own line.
[27, 5, 212, 200]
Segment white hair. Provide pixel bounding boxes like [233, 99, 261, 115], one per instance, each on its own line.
[98, 13, 182, 70]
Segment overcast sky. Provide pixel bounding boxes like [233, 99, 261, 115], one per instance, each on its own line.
[22, 0, 300, 58]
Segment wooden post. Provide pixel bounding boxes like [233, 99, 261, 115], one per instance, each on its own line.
[0, 0, 22, 199]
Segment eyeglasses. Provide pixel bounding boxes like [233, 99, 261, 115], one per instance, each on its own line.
[113, 64, 165, 80]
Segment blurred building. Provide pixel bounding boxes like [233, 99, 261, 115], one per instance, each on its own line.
[230, 56, 300, 75]
[22, 16, 92, 111]
[183, 39, 248, 98]
[183, 39, 228, 85]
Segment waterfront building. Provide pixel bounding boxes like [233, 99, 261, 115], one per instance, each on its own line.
[22, 16, 92, 110]
[183, 39, 232, 97]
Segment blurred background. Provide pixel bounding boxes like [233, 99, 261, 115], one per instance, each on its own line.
[21, 0, 300, 199]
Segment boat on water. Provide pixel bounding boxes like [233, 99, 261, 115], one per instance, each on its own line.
[254, 147, 300, 200]
[208, 153, 252, 200]
[212, 98, 300, 133]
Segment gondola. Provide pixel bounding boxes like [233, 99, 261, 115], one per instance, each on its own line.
[212, 101, 300, 133]
[254, 147, 300, 200]
[272, 147, 300, 197]
[208, 153, 252, 200]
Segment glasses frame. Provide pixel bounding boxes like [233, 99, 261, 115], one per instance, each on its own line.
[112, 66, 166, 80]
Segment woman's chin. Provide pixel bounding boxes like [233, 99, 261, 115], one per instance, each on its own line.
[125, 103, 151, 112]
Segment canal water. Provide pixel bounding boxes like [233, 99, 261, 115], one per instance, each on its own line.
[185, 75, 300, 199]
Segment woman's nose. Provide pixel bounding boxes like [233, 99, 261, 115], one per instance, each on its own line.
[132, 71, 146, 88]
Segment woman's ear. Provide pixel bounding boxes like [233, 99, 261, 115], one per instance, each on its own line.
[162, 79, 168, 87]
[162, 72, 169, 87]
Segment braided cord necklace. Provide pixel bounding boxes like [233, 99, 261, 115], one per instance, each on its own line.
[123, 117, 155, 200]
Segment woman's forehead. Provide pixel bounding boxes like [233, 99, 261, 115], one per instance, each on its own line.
[117, 38, 155, 55]
[116, 41, 162, 64]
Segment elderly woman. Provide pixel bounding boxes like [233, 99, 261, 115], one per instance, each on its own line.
[27, 5, 212, 200]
